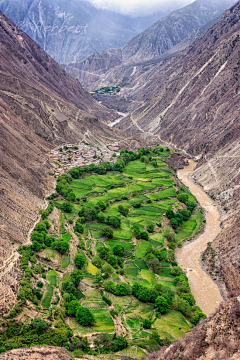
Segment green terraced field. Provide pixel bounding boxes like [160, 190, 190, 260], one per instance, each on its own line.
[41, 284, 54, 309]
[8, 146, 203, 358]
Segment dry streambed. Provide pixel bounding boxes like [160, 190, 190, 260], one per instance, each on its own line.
[177, 160, 223, 316]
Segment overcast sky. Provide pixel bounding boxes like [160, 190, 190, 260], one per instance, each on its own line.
[86, 0, 195, 16]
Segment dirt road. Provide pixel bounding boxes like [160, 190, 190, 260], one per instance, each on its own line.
[177, 160, 223, 316]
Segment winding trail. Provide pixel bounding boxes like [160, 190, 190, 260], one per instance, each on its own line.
[177, 160, 223, 316]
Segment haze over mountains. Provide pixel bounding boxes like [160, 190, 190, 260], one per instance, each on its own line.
[0, 0, 173, 64]
[64, 0, 236, 90]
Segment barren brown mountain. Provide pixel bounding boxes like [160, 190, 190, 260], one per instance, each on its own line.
[0, 11, 147, 315]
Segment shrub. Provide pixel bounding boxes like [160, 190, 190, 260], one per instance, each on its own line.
[74, 254, 86, 269]
[37, 281, 44, 288]
[118, 205, 129, 217]
[147, 224, 154, 233]
[140, 231, 149, 240]
[61, 280, 76, 295]
[143, 319, 152, 329]
[165, 233, 176, 242]
[76, 307, 94, 326]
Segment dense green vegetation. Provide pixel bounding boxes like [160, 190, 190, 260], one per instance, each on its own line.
[92, 85, 122, 95]
[0, 146, 205, 358]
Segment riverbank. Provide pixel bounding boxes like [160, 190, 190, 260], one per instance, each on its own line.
[177, 160, 223, 316]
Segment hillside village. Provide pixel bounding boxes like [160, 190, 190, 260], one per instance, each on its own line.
[49, 141, 120, 176]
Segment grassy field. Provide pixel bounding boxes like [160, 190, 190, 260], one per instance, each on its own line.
[42, 284, 54, 309]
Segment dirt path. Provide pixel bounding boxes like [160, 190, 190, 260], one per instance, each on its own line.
[177, 160, 223, 316]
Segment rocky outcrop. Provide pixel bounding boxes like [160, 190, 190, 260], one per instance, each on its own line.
[147, 295, 240, 360]
[0, 346, 75, 360]
[0, 0, 168, 65]
[65, 0, 235, 90]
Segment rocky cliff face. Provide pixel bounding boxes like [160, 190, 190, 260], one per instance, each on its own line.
[0, 10, 146, 315]
[0, 0, 168, 65]
[65, 0, 235, 90]
[0, 346, 75, 360]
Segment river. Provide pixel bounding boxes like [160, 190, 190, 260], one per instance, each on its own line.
[177, 160, 223, 316]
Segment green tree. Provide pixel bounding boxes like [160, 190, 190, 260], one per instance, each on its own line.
[170, 218, 178, 229]
[106, 216, 121, 228]
[67, 300, 81, 316]
[143, 319, 152, 329]
[52, 239, 69, 254]
[111, 336, 128, 352]
[92, 255, 103, 268]
[177, 192, 189, 204]
[97, 246, 110, 259]
[76, 307, 94, 326]
[102, 263, 114, 276]
[31, 317, 47, 334]
[74, 254, 86, 269]
[67, 192, 76, 202]
[118, 205, 129, 217]
[147, 224, 154, 233]
[102, 226, 113, 239]
[97, 200, 108, 211]
[74, 220, 84, 234]
[61, 280, 76, 295]
[107, 255, 117, 268]
[113, 245, 124, 257]
[61, 201, 73, 213]
[155, 296, 169, 314]
[166, 208, 175, 219]
[70, 269, 83, 287]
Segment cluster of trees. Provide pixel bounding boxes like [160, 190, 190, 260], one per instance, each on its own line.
[104, 281, 132, 296]
[93, 332, 128, 354]
[39, 203, 53, 220]
[66, 300, 94, 326]
[166, 193, 196, 230]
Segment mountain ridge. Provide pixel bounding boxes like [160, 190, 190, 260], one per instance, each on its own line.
[64, 0, 235, 90]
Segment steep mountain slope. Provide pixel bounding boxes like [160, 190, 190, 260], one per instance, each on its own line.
[114, 1, 240, 293]
[65, 0, 235, 90]
[0, 10, 145, 315]
[0, 0, 168, 64]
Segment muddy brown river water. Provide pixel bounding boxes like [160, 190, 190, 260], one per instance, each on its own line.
[177, 160, 223, 316]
